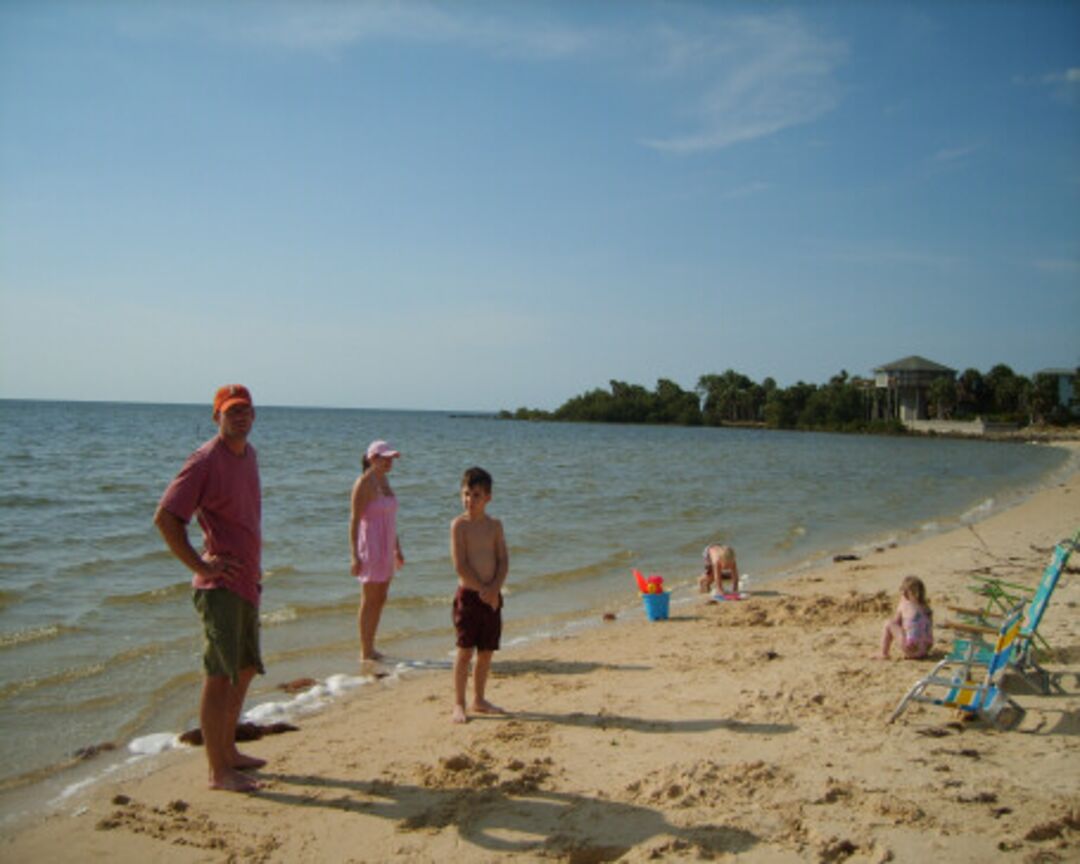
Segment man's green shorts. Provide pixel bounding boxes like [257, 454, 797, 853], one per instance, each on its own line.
[193, 588, 265, 684]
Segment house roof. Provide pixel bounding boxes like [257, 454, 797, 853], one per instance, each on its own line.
[1035, 368, 1077, 377]
[874, 355, 956, 374]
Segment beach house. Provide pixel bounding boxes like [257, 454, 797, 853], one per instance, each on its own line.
[873, 355, 956, 422]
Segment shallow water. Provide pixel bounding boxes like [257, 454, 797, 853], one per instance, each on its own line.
[0, 399, 1070, 813]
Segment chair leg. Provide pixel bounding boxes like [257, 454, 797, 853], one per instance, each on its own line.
[1026, 664, 1052, 695]
[1014, 652, 1052, 695]
[888, 684, 924, 724]
[989, 697, 1025, 731]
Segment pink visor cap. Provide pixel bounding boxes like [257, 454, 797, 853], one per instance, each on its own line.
[366, 440, 401, 460]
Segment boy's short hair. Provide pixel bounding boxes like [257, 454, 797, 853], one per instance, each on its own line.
[461, 466, 493, 493]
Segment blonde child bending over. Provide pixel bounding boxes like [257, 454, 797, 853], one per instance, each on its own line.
[698, 544, 739, 596]
[875, 575, 933, 660]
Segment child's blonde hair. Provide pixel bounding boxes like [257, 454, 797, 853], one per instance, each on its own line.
[900, 575, 930, 612]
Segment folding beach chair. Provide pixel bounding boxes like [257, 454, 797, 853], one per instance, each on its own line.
[963, 530, 1079, 656]
[888, 603, 1025, 730]
[945, 530, 1078, 692]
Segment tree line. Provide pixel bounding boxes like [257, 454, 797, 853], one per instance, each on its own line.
[500, 364, 1077, 432]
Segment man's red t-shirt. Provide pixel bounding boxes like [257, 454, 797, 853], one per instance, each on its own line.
[159, 436, 262, 607]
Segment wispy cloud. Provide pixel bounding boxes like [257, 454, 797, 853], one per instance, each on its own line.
[641, 14, 847, 153]
[1033, 258, 1080, 274]
[122, 1, 600, 61]
[1012, 68, 1080, 86]
[1014, 67, 1080, 104]
[1041, 68, 1080, 85]
[119, 3, 845, 154]
[821, 247, 965, 270]
[723, 181, 773, 199]
[932, 144, 981, 163]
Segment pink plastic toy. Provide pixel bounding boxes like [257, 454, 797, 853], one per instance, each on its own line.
[634, 570, 665, 594]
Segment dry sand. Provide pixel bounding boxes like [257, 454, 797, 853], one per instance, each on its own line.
[4, 444, 1080, 863]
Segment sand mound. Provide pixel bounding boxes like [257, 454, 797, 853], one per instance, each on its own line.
[718, 592, 894, 628]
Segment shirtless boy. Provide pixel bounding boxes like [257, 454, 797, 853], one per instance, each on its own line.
[450, 467, 509, 724]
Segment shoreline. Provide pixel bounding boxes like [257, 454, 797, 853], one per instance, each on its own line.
[8, 439, 1069, 805]
[1, 409, 1068, 809]
[3, 444, 1079, 861]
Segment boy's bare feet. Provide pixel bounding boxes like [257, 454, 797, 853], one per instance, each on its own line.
[231, 752, 267, 770]
[210, 769, 261, 792]
[871, 653, 890, 661]
[471, 699, 506, 715]
[361, 650, 385, 662]
[452, 704, 468, 724]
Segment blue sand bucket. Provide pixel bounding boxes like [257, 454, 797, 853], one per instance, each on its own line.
[642, 591, 670, 621]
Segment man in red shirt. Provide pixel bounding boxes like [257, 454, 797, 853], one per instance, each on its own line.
[155, 384, 265, 792]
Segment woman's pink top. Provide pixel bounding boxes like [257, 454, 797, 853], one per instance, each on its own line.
[356, 494, 398, 584]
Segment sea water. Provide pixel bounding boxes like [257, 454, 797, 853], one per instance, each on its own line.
[0, 399, 1071, 818]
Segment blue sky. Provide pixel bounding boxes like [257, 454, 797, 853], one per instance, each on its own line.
[1, 1, 1077, 411]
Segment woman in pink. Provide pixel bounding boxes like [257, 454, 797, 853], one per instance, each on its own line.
[350, 440, 405, 661]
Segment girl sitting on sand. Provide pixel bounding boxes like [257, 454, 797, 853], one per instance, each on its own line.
[875, 575, 933, 660]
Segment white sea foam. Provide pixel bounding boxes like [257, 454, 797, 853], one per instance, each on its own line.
[241, 668, 391, 724]
[48, 668, 404, 808]
[128, 732, 181, 757]
[261, 606, 299, 625]
[849, 535, 897, 557]
[54, 762, 123, 804]
[325, 672, 369, 695]
[56, 774, 106, 802]
[961, 498, 995, 523]
[245, 700, 299, 724]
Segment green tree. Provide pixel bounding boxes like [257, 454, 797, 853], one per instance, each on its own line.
[929, 377, 958, 420]
[697, 370, 759, 424]
[550, 378, 702, 425]
[1030, 373, 1060, 425]
[793, 371, 868, 430]
[764, 381, 814, 429]
[956, 368, 986, 417]
[653, 378, 703, 425]
[985, 364, 1026, 416]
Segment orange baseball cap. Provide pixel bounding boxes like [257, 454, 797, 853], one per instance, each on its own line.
[213, 384, 253, 414]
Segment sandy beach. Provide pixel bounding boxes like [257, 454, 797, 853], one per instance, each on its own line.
[3, 444, 1079, 863]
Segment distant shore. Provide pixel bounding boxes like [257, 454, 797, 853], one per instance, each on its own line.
[3, 444, 1078, 861]
[501, 410, 1080, 443]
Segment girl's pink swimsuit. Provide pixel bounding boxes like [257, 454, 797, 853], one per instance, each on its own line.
[903, 606, 933, 656]
[356, 494, 398, 584]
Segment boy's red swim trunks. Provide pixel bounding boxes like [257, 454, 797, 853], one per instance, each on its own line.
[453, 586, 502, 652]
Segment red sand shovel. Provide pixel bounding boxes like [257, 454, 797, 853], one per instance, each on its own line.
[633, 569, 649, 593]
